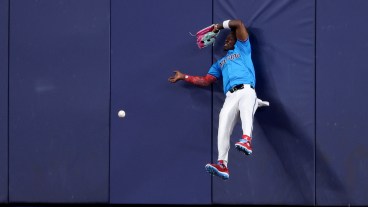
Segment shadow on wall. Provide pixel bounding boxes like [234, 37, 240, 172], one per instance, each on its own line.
[249, 27, 349, 203]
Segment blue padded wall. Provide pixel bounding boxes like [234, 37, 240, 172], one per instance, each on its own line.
[4, 0, 368, 205]
[316, 0, 368, 205]
[0, 0, 9, 203]
[110, 0, 212, 204]
[212, 0, 315, 205]
[9, 0, 110, 203]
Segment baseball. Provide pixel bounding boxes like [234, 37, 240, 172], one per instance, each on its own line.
[118, 110, 126, 118]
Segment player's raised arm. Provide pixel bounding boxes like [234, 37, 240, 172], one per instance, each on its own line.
[214, 19, 248, 41]
[168, 70, 216, 87]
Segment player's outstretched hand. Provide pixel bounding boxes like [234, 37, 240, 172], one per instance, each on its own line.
[168, 70, 185, 83]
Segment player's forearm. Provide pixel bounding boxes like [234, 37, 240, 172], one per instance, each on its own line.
[215, 19, 242, 30]
[184, 74, 216, 87]
[214, 19, 248, 41]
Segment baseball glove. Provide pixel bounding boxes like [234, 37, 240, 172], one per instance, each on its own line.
[195, 24, 220, 49]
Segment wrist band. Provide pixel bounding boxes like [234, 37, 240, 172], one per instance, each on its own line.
[223, 20, 230, 29]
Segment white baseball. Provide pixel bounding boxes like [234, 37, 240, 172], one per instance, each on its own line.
[118, 110, 126, 118]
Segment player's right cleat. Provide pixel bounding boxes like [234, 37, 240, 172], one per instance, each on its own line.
[235, 135, 252, 155]
[205, 160, 229, 180]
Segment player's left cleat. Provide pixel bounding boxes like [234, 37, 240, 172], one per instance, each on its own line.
[205, 160, 229, 180]
[235, 135, 252, 155]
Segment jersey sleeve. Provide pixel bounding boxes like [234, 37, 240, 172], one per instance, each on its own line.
[235, 38, 251, 55]
[207, 61, 221, 79]
[184, 74, 216, 86]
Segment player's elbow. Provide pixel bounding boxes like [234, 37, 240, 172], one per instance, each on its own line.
[233, 19, 245, 28]
[202, 82, 211, 87]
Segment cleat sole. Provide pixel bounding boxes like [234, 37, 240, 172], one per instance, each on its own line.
[205, 165, 229, 180]
[235, 144, 252, 155]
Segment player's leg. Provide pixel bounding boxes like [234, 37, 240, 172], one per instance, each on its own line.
[217, 92, 240, 165]
[236, 87, 258, 155]
[205, 92, 239, 180]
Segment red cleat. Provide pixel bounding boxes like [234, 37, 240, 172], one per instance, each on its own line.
[235, 135, 252, 155]
[205, 160, 229, 180]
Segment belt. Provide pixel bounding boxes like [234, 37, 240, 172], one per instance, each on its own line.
[229, 84, 254, 93]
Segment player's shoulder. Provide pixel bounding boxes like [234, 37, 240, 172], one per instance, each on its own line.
[236, 37, 250, 44]
[235, 38, 251, 51]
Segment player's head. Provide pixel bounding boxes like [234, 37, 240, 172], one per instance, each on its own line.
[223, 31, 236, 51]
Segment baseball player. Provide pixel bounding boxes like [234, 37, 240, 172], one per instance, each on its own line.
[168, 19, 268, 180]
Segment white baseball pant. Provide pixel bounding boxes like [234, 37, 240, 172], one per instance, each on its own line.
[217, 84, 258, 166]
